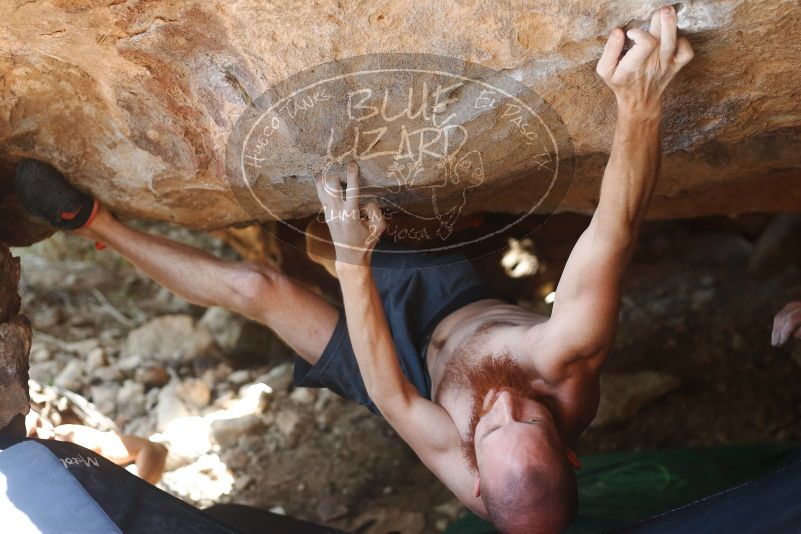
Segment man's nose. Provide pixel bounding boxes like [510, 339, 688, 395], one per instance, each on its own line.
[492, 390, 515, 421]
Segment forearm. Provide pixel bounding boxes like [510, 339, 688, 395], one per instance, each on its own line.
[593, 105, 662, 246]
[335, 262, 413, 410]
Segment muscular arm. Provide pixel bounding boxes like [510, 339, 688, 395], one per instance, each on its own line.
[336, 263, 433, 417]
[317, 163, 465, 481]
[533, 8, 693, 377]
[539, 110, 661, 367]
[336, 262, 486, 514]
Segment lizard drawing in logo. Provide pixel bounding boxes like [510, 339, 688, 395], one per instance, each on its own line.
[319, 148, 485, 241]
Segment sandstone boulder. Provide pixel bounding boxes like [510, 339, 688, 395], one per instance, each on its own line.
[591, 371, 681, 428]
[0, 246, 31, 430]
[1, 1, 799, 246]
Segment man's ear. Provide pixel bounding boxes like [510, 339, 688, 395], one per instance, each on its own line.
[473, 475, 481, 497]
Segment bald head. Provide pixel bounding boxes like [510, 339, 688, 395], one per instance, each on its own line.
[482, 459, 577, 534]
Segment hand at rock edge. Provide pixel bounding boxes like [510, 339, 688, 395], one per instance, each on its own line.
[596, 5, 694, 116]
[314, 162, 386, 267]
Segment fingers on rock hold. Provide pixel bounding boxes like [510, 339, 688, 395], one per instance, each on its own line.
[596, 28, 624, 78]
[619, 28, 658, 70]
[658, 8, 677, 63]
[345, 161, 360, 211]
[648, 6, 662, 40]
[674, 37, 694, 66]
[365, 201, 386, 230]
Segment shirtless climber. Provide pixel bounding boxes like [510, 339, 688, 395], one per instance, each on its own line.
[15, 6, 692, 533]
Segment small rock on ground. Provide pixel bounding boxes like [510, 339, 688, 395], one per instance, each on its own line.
[591, 371, 681, 428]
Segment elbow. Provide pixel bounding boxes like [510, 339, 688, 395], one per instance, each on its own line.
[370, 384, 415, 419]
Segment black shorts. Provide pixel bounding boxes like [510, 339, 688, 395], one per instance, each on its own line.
[293, 238, 503, 416]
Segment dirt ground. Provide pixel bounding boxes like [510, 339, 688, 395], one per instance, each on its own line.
[14, 212, 801, 533]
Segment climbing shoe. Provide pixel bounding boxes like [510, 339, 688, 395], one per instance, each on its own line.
[15, 159, 99, 230]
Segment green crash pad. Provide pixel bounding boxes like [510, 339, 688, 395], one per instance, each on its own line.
[444, 444, 799, 534]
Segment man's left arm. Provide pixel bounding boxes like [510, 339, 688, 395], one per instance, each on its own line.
[532, 6, 694, 377]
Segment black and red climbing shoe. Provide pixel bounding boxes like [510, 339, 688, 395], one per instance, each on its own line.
[15, 159, 99, 230]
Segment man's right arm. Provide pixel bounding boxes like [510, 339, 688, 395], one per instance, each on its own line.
[335, 262, 487, 516]
[313, 164, 484, 505]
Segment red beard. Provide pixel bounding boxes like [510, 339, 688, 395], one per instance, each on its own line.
[460, 353, 541, 472]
